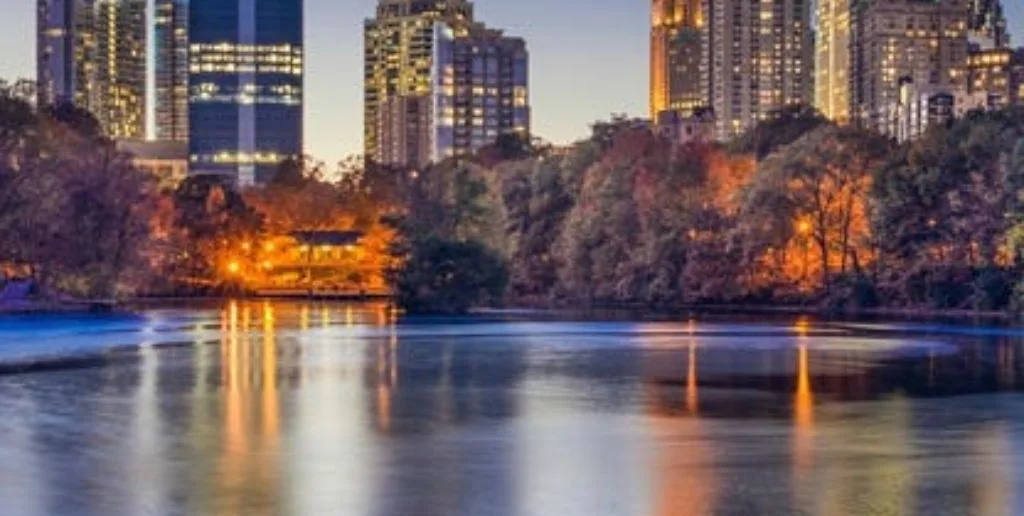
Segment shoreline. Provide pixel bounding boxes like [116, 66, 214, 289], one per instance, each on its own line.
[4, 295, 1018, 324]
[0, 299, 118, 315]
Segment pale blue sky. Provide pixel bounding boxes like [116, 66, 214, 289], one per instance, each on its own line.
[2, 1, 1022, 164]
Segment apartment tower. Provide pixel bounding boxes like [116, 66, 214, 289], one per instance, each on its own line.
[650, 0, 705, 118]
[364, 0, 530, 169]
[37, 0, 147, 139]
[850, 0, 969, 132]
[154, 0, 189, 141]
[815, 0, 852, 123]
[701, 0, 813, 140]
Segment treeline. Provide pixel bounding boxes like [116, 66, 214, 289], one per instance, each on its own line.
[4, 73, 1023, 314]
[392, 106, 1024, 313]
[0, 82, 393, 299]
[0, 81, 156, 299]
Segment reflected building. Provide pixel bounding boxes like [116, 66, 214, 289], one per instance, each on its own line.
[188, 0, 304, 186]
[36, 0, 147, 139]
[364, 0, 530, 169]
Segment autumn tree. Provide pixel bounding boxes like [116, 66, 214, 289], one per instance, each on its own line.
[874, 109, 1024, 309]
[0, 90, 158, 298]
[728, 104, 829, 161]
[387, 159, 510, 312]
[741, 125, 891, 301]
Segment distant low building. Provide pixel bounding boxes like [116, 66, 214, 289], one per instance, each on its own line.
[248, 231, 389, 296]
[655, 108, 715, 145]
[117, 139, 189, 187]
[884, 81, 988, 143]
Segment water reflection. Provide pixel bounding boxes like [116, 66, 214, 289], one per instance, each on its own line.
[2, 305, 1024, 515]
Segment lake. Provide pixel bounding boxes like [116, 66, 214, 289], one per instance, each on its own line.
[0, 300, 1023, 515]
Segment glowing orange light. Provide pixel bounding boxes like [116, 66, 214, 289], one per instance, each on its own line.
[227, 261, 241, 274]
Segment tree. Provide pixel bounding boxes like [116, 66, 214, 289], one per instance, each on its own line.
[741, 125, 891, 298]
[391, 237, 508, 314]
[163, 175, 263, 291]
[387, 159, 510, 312]
[728, 104, 829, 160]
[874, 109, 1024, 309]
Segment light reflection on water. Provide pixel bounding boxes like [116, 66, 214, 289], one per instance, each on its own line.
[0, 301, 1023, 515]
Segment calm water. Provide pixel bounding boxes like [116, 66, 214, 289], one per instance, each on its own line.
[1, 301, 1024, 516]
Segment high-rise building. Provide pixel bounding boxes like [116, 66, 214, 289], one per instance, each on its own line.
[815, 0, 851, 124]
[850, 0, 969, 133]
[364, 0, 473, 166]
[701, 0, 813, 140]
[154, 0, 189, 142]
[37, 0, 81, 107]
[37, 0, 147, 140]
[364, 0, 529, 169]
[650, 0, 705, 118]
[430, 25, 529, 164]
[94, 0, 147, 139]
[188, 0, 304, 186]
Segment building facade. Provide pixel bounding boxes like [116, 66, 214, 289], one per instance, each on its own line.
[430, 25, 529, 164]
[117, 139, 190, 188]
[650, 0, 705, 118]
[655, 107, 715, 145]
[967, 46, 1024, 107]
[94, 0, 147, 139]
[154, 0, 189, 142]
[37, 0, 147, 139]
[701, 0, 813, 140]
[850, 0, 969, 132]
[886, 80, 987, 142]
[815, 0, 852, 124]
[37, 0, 82, 107]
[188, 0, 304, 186]
[968, 0, 1009, 48]
[364, 0, 529, 169]
[364, 0, 474, 165]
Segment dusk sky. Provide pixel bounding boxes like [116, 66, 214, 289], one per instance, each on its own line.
[1, 0, 1023, 164]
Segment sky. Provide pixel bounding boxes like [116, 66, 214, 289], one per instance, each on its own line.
[1, 0, 1023, 165]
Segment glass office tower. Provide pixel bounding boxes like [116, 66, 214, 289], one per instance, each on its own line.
[188, 0, 303, 186]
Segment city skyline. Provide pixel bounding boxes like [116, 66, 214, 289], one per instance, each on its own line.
[6, 0, 1024, 165]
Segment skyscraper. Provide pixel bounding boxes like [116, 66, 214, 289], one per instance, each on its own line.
[815, 0, 851, 124]
[702, 0, 813, 140]
[154, 0, 189, 142]
[650, 0, 705, 118]
[37, 0, 147, 139]
[364, 0, 530, 169]
[94, 0, 147, 139]
[188, 0, 304, 186]
[37, 0, 81, 107]
[430, 25, 529, 164]
[850, 0, 969, 133]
